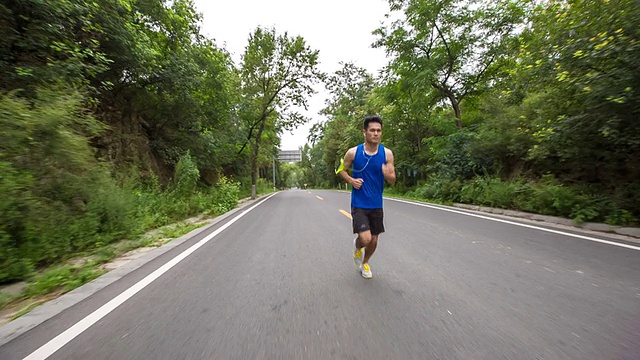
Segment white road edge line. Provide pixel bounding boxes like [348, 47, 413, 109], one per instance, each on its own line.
[386, 197, 640, 251]
[22, 193, 278, 360]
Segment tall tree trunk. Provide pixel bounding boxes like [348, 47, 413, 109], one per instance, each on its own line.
[433, 83, 463, 128]
[450, 97, 462, 129]
[250, 115, 267, 199]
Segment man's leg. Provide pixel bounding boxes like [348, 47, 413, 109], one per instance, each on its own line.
[357, 230, 372, 249]
[362, 234, 378, 265]
[353, 234, 364, 268]
[354, 230, 373, 266]
[358, 232, 376, 279]
[352, 208, 369, 268]
[363, 208, 383, 265]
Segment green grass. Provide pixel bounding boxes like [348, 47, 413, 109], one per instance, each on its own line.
[24, 265, 105, 298]
[142, 222, 205, 247]
[0, 293, 12, 310]
[160, 222, 204, 239]
[11, 301, 46, 321]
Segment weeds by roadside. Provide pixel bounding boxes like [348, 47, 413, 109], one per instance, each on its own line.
[0, 218, 210, 323]
[390, 175, 638, 226]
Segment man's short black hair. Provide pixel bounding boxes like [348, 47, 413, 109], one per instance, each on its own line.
[363, 115, 382, 130]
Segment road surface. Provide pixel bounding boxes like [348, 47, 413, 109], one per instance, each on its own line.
[1, 190, 639, 359]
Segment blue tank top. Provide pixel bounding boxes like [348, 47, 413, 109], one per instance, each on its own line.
[351, 143, 386, 209]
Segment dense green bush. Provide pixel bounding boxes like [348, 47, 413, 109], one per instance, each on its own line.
[406, 174, 638, 225]
[513, 175, 587, 218]
[406, 176, 462, 203]
[0, 91, 242, 283]
[460, 177, 524, 209]
[209, 177, 241, 214]
[238, 177, 274, 199]
[428, 131, 488, 181]
[0, 89, 118, 280]
[169, 152, 200, 198]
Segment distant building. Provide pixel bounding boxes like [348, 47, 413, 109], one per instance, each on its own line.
[279, 149, 302, 162]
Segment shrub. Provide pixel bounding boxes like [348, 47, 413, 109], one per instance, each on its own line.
[209, 177, 240, 214]
[0, 89, 114, 280]
[515, 175, 586, 217]
[460, 177, 527, 209]
[408, 176, 462, 203]
[168, 152, 200, 197]
[404, 173, 637, 226]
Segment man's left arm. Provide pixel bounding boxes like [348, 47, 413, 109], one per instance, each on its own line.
[382, 148, 396, 185]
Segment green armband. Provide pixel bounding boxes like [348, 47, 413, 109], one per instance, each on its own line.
[335, 158, 345, 175]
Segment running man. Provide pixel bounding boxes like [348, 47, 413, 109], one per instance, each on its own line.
[338, 115, 396, 278]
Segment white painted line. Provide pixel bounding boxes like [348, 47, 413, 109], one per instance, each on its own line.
[386, 198, 640, 251]
[22, 193, 278, 360]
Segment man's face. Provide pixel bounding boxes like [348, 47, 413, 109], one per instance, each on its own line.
[363, 121, 382, 144]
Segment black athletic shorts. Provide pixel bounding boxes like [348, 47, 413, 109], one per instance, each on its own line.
[351, 207, 385, 235]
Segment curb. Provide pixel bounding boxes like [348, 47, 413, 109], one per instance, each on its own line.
[453, 203, 640, 241]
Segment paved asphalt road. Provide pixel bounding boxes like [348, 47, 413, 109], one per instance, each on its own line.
[1, 190, 639, 360]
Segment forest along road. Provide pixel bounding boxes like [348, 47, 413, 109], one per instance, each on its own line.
[1, 190, 639, 360]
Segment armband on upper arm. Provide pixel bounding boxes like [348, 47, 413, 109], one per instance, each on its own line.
[335, 158, 345, 175]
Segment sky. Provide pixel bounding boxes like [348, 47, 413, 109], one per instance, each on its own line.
[191, 0, 393, 150]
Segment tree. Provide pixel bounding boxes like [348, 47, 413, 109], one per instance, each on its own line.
[239, 27, 323, 198]
[79, 0, 240, 182]
[0, 0, 110, 93]
[317, 63, 378, 187]
[374, 0, 527, 127]
[519, 0, 640, 188]
[374, 68, 462, 187]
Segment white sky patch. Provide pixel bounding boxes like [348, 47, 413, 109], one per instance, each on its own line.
[192, 0, 393, 149]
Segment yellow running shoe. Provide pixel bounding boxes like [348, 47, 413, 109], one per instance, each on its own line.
[353, 237, 364, 268]
[361, 263, 372, 279]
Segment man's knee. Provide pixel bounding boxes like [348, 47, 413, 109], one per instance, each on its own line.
[359, 232, 372, 246]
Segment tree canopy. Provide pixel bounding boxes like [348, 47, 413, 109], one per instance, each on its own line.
[238, 26, 323, 198]
[1, 0, 639, 284]
[303, 0, 640, 225]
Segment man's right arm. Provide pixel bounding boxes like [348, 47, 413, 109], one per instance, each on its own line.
[338, 147, 355, 184]
[339, 147, 363, 189]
